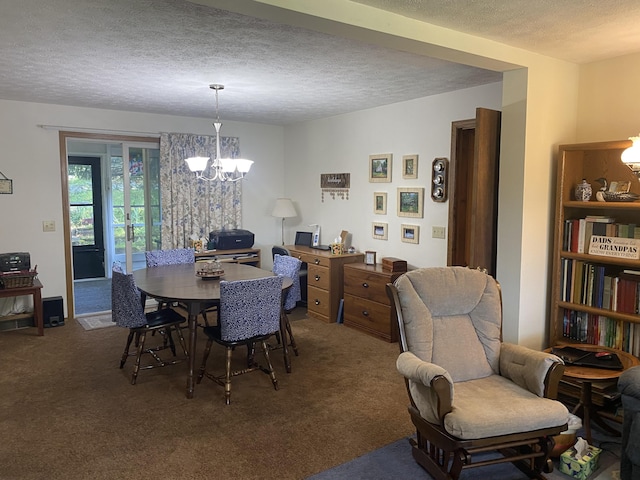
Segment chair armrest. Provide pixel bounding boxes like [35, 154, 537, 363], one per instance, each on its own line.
[397, 351, 454, 423]
[499, 343, 565, 398]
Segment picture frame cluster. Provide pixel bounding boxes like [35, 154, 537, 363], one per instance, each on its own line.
[369, 152, 423, 244]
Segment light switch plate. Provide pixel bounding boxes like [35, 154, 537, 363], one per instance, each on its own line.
[432, 226, 446, 239]
[43, 220, 55, 232]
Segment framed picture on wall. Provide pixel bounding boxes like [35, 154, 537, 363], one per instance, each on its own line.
[397, 187, 424, 218]
[401, 224, 420, 244]
[373, 192, 387, 214]
[402, 154, 418, 179]
[372, 222, 388, 240]
[369, 154, 392, 183]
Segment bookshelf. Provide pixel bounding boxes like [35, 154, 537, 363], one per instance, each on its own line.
[551, 140, 640, 359]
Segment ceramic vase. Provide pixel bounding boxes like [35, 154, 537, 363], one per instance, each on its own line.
[574, 179, 592, 202]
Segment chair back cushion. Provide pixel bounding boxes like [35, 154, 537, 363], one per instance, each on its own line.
[111, 263, 147, 328]
[219, 276, 283, 342]
[394, 267, 501, 382]
[273, 254, 302, 311]
[145, 248, 195, 267]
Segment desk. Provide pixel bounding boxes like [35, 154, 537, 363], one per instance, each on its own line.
[553, 343, 640, 443]
[132, 263, 291, 399]
[0, 279, 44, 336]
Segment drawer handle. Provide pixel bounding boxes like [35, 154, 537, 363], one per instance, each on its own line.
[362, 310, 369, 317]
[315, 299, 321, 305]
[362, 282, 369, 288]
[314, 259, 320, 265]
[314, 275, 321, 281]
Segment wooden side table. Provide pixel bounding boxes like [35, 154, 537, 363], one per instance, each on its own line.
[0, 279, 44, 336]
[553, 343, 640, 443]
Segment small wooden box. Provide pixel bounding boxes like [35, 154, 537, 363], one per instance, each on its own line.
[381, 257, 407, 273]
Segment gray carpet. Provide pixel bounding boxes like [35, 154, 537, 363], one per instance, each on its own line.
[309, 429, 621, 480]
[74, 278, 111, 314]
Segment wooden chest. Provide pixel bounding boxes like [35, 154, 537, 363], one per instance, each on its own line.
[343, 263, 405, 342]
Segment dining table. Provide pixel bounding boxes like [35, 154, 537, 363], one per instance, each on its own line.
[132, 262, 292, 399]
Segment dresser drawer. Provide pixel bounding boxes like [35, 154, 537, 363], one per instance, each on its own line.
[290, 251, 330, 268]
[308, 264, 330, 290]
[343, 268, 390, 305]
[343, 293, 396, 342]
[308, 286, 330, 320]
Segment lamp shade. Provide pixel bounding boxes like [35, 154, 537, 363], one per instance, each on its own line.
[272, 198, 296, 218]
[621, 136, 640, 164]
[185, 156, 210, 172]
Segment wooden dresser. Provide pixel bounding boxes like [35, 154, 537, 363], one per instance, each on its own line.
[286, 245, 363, 323]
[343, 263, 404, 342]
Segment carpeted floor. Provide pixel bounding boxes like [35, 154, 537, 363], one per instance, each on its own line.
[0, 309, 414, 480]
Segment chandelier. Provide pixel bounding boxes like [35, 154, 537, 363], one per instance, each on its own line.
[184, 84, 253, 181]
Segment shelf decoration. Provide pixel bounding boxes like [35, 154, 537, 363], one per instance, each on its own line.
[320, 173, 350, 202]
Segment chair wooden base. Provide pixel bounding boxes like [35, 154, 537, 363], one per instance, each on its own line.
[197, 335, 279, 405]
[269, 311, 299, 373]
[407, 406, 563, 480]
[120, 321, 188, 385]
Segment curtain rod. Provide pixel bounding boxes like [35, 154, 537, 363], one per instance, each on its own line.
[37, 124, 161, 137]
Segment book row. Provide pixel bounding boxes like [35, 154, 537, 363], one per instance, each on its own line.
[563, 216, 640, 254]
[560, 259, 640, 314]
[562, 309, 640, 357]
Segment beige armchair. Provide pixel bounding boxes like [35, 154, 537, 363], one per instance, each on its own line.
[387, 267, 569, 480]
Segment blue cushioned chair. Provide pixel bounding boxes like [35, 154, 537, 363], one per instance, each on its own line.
[197, 276, 283, 404]
[144, 248, 216, 327]
[272, 254, 301, 369]
[111, 262, 188, 385]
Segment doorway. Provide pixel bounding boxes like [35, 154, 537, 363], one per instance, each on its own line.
[60, 133, 160, 319]
[447, 107, 502, 276]
[68, 156, 106, 279]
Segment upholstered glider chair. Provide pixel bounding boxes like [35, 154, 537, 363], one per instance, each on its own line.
[272, 253, 302, 371]
[272, 245, 307, 305]
[386, 267, 569, 480]
[197, 276, 283, 405]
[111, 262, 188, 385]
[618, 366, 640, 480]
[144, 247, 216, 327]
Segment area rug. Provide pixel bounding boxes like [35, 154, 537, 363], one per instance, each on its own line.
[307, 436, 620, 480]
[76, 313, 114, 331]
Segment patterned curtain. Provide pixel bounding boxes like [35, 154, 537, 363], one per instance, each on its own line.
[159, 132, 242, 249]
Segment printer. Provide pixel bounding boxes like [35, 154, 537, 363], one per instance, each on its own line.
[208, 229, 255, 250]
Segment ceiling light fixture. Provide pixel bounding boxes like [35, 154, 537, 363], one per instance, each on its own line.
[185, 84, 253, 181]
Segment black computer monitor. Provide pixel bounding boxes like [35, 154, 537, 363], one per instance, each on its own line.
[294, 231, 313, 247]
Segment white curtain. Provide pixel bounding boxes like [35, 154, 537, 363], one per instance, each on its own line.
[159, 132, 242, 248]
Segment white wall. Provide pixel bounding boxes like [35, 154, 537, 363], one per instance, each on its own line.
[0, 99, 284, 314]
[283, 82, 503, 268]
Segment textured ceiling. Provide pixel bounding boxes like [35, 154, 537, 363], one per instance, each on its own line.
[0, 0, 639, 125]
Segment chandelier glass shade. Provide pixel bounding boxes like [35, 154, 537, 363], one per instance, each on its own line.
[185, 84, 253, 182]
[621, 135, 640, 178]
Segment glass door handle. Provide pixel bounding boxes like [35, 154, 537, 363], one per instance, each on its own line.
[126, 224, 135, 241]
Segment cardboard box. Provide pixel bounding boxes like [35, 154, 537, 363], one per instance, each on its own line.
[559, 445, 602, 479]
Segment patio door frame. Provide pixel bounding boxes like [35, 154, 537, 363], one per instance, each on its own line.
[59, 131, 159, 320]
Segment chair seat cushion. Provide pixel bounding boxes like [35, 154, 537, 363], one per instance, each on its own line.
[143, 308, 186, 328]
[444, 374, 568, 440]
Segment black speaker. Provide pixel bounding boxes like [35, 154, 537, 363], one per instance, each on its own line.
[43, 296, 64, 327]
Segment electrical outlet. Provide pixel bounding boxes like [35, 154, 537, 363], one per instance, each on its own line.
[43, 220, 56, 232]
[432, 226, 446, 239]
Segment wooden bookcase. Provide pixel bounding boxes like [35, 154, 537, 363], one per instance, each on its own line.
[550, 139, 640, 359]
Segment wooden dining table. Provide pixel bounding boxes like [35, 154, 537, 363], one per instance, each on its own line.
[132, 262, 292, 399]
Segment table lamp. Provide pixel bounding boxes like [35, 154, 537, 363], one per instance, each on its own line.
[272, 198, 297, 245]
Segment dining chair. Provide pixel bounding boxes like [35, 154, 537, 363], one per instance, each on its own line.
[272, 254, 301, 371]
[144, 247, 217, 327]
[272, 245, 307, 305]
[197, 275, 283, 404]
[111, 262, 188, 385]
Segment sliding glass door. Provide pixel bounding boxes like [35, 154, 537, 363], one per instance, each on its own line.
[110, 143, 160, 272]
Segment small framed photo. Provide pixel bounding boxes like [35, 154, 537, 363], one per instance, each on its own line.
[401, 224, 420, 244]
[372, 222, 388, 240]
[397, 187, 424, 218]
[402, 155, 418, 179]
[373, 192, 387, 214]
[369, 154, 392, 183]
[365, 250, 377, 265]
